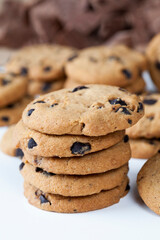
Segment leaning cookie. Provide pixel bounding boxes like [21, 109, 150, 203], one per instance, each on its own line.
[22, 85, 144, 136]
[24, 177, 129, 213]
[137, 153, 160, 215]
[15, 120, 125, 157]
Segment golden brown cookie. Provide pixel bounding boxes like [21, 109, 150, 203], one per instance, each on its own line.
[22, 85, 144, 136]
[15, 120, 125, 157]
[0, 73, 28, 108]
[24, 177, 128, 213]
[137, 153, 160, 215]
[20, 162, 128, 196]
[23, 140, 131, 175]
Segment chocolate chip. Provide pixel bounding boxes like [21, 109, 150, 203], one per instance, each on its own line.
[86, 3, 95, 11]
[43, 171, 56, 177]
[1, 116, 9, 122]
[28, 138, 37, 149]
[155, 61, 160, 70]
[71, 142, 91, 155]
[124, 135, 129, 143]
[89, 57, 98, 62]
[128, 119, 132, 124]
[67, 53, 78, 62]
[143, 99, 157, 105]
[51, 103, 58, 107]
[33, 100, 45, 104]
[118, 87, 127, 92]
[73, 209, 77, 212]
[2, 79, 11, 85]
[109, 98, 127, 106]
[15, 148, 24, 158]
[27, 109, 35, 116]
[115, 107, 131, 115]
[6, 103, 15, 109]
[20, 67, 28, 76]
[19, 162, 25, 171]
[137, 102, 144, 112]
[42, 83, 52, 92]
[72, 86, 88, 92]
[158, 149, 160, 153]
[121, 69, 132, 79]
[147, 116, 154, 121]
[149, 140, 155, 145]
[125, 184, 130, 191]
[40, 194, 51, 204]
[35, 167, 43, 173]
[43, 66, 52, 72]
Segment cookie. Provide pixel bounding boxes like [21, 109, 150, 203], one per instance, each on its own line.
[20, 162, 128, 196]
[0, 125, 23, 158]
[137, 153, 160, 215]
[129, 138, 160, 159]
[23, 140, 131, 175]
[24, 177, 128, 213]
[28, 79, 65, 96]
[127, 93, 160, 139]
[6, 44, 77, 82]
[146, 34, 160, 90]
[15, 120, 125, 157]
[0, 73, 28, 108]
[0, 97, 32, 126]
[65, 45, 147, 87]
[22, 85, 144, 136]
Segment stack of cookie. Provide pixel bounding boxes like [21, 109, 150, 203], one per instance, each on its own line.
[0, 72, 31, 126]
[127, 94, 160, 159]
[65, 45, 147, 94]
[15, 85, 144, 213]
[6, 44, 78, 97]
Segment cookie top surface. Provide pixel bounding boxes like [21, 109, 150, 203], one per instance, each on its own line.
[6, 44, 77, 81]
[65, 45, 147, 86]
[22, 85, 144, 136]
[0, 73, 28, 107]
[127, 93, 160, 139]
[146, 34, 160, 60]
[137, 153, 160, 215]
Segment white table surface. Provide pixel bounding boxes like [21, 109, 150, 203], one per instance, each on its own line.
[0, 73, 159, 240]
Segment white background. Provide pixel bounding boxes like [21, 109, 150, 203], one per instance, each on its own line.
[0, 73, 159, 240]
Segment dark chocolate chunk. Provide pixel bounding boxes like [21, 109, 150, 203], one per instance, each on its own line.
[128, 119, 132, 124]
[71, 142, 91, 155]
[125, 184, 130, 191]
[15, 148, 24, 158]
[42, 83, 52, 92]
[2, 78, 11, 85]
[35, 167, 43, 173]
[27, 109, 35, 116]
[155, 61, 160, 70]
[67, 53, 78, 62]
[1, 116, 9, 122]
[143, 99, 157, 105]
[72, 86, 88, 93]
[51, 103, 58, 107]
[6, 103, 15, 109]
[40, 194, 51, 204]
[109, 98, 127, 106]
[124, 135, 129, 143]
[28, 138, 37, 149]
[19, 162, 25, 171]
[43, 171, 56, 177]
[115, 107, 131, 115]
[33, 100, 45, 104]
[158, 149, 160, 153]
[43, 66, 52, 72]
[20, 67, 28, 76]
[137, 102, 144, 112]
[121, 69, 132, 79]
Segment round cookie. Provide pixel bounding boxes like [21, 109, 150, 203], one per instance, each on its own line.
[0, 73, 28, 108]
[0, 125, 23, 158]
[23, 140, 131, 175]
[65, 45, 147, 87]
[0, 97, 32, 126]
[146, 34, 160, 90]
[24, 177, 128, 213]
[20, 162, 128, 197]
[28, 79, 65, 96]
[6, 44, 77, 82]
[137, 153, 160, 215]
[15, 120, 125, 157]
[22, 85, 144, 136]
[127, 93, 160, 139]
[129, 138, 160, 159]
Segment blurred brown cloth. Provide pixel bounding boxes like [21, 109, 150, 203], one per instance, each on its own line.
[0, 0, 159, 49]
